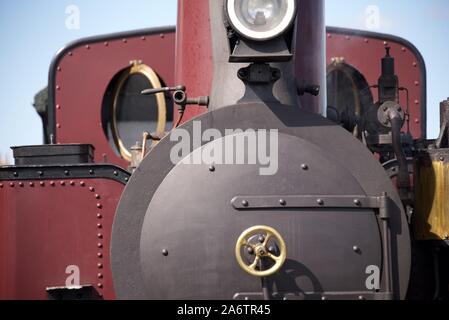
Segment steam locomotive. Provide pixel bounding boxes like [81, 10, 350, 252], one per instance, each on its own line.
[1, 0, 448, 300]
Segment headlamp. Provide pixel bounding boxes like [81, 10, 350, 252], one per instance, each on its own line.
[226, 0, 297, 41]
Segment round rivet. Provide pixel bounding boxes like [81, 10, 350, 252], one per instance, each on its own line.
[97, 223, 103, 229]
[60, 181, 65, 186]
[124, 177, 129, 182]
[57, 67, 62, 72]
[95, 195, 101, 200]
[98, 233, 103, 239]
[327, 34, 331, 38]
[89, 170, 94, 175]
[30, 182, 36, 187]
[353, 246, 360, 252]
[413, 62, 417, 67]
[56, 104, 61, 110]
[97, 263, 103, 269]
[247, 247, 254, 255]
[162, 249, 169, 256]
[64, 170, 69, 176]
[0, 183, 3, 188]
[38, 171, 43, 176]
[283, 297, 288, 301]
[70, 181, 75, 186]
[301, 164, 309, 170]
[68, 52, 73, 56]
[209, 165, 215, 172]
[19, 182, 24, 187]
[321, 296, 327, 301]
[97, 253, 103, 258]
[89, 187, 95, 192]
[13, 172, 18, 177]
[242, 200, 249, 207]
[141, 36, 146, 40]
[56, 86, 61, 91]
[50, 181, 55, 186]
[414, 100, 419, 105]
[98, 283, 103, 289]
[113, 171, 118, 176]
[414, 118, 420, 124]
[258, 236, 265, 243]
[354, 199, 361, 206]
[317, 199, 324, 206]
[401, 47, 406, 52]
[414, 81, 419, 86]
[80, 181, 85, 186]
[364, 38, 369, 43]
[279, 199, 286, 206]
[98, 273, 103, 279]
[104, 42, 109, 46]
[440, 157, 445, 162]
[97, 204, 102, 209]
[40, 182, 45, 186]
[56, 124, 61, 129]
[358, 296, 365, 300]
[160, 33, 165, 38]
[122, 38, 127, 43]
[9, 182, 14, 187]
[85, 45, 90, 49]
[97, 243, 103, 249]
[383, 41, 388, 46]
[97, 214, 102, 219]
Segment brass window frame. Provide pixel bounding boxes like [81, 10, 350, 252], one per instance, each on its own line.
[111, 62, 166, 162]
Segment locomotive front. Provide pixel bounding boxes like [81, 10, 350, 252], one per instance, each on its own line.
[110, 0, 411, 300]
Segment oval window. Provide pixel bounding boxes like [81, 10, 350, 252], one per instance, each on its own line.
[326, 59, 373, 134]
[102, 62, 172, 162]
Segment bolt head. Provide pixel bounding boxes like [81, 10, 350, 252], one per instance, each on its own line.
[209, 165, 215, 172]
[279, 199, 286, 206]
[317, 199, 324, 206]
[162, 249, 169, 256]
[301, 164, 309, 170]
[247, 247, 254, 255]
[354, 199, 361, 206]
[241, 200, 249, 207]
[258, 236, 265, 243]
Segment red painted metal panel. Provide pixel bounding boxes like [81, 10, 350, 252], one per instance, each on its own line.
[175, 0, 213, 124]
[0, 179, 124, 300]
[54, 31, 176, 167]
[326, 30, 425, 139]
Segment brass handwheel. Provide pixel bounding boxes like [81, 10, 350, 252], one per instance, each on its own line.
[235, 226, 287, 277]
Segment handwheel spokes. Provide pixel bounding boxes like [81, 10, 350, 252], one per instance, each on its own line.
[249, 256, 261, 270]
[262, 232, 273, 247]
[267, 252, 281, 262]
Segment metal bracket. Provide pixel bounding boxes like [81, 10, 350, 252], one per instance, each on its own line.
[237, 63, 281, 84]
[233, 291, 394, 301]
[231, 195, 384, 210]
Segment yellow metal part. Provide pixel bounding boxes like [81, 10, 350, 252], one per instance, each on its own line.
[235, 226, 287, 277]
[415, 158, 449, 240]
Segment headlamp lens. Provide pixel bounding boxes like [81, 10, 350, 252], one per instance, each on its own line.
[227, 0, 296, 41]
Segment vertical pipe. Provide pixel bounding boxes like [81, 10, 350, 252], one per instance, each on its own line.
[295, 0, 326, 115]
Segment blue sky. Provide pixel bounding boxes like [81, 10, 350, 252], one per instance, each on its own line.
[0, 0, 448, 162]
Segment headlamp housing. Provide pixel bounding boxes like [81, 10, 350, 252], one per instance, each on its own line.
[226, 0, 297, 41]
